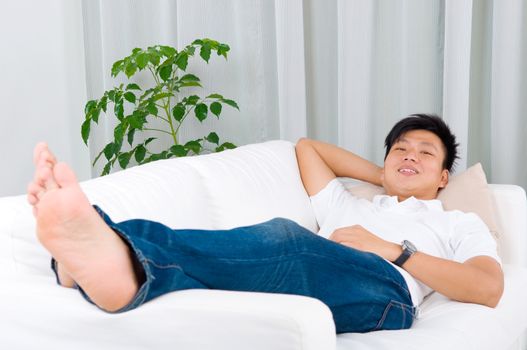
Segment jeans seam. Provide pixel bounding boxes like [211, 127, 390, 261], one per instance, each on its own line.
[145, 258, 184, 270]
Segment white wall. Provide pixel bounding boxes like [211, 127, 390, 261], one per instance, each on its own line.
[0, 0, 90, 197]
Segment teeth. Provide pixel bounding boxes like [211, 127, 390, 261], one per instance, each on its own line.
[399, 168, 416, 174]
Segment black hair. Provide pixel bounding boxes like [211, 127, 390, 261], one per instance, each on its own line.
[384, 114, 459, 172]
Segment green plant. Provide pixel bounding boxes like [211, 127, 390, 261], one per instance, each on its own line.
[82, 38, 239, 175]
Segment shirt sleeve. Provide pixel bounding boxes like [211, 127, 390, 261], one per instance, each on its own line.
[450, 212, 502, 265]
[309, 178, 355, 227]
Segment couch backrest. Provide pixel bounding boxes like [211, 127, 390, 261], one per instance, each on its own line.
[82, 140, 318, 232]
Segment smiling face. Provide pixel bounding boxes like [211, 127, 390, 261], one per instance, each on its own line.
[381, 129, 449, 201]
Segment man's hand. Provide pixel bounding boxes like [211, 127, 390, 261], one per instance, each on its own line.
[329, 225, 401, 262]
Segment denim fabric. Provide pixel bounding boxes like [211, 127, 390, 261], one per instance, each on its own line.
[58, 205, 417, 333]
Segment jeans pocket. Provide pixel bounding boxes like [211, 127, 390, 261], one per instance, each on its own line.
[374, 300, 415, 331]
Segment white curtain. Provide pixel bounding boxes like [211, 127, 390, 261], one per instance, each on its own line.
[0, 0, 90, 197]
[81, 0, 527, 190]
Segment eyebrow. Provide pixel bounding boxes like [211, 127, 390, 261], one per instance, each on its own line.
[396, 138, 440, 152]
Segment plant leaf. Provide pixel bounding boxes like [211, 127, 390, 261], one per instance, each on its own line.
[124, 91, 136, 104]
[144, 137, 156, 145]
[179, 81, 202, 88]
[118, 152, 132, 169]
[91, 107, 101, 123]
[135, 145, 146, 162]
[84, 100, 97, 115]
[111, 60, 124, 77]
[126, 83, 141, 91]
[81, 119, 91, 145]
[159, 64, 172, 81]
[127, 128, 136, 146]
[186, 45, 196, 56]
[146, 102, 158, 116]
[144, 150, 170, 163]
[200, 45, 211, 63]
[114, 101, 124, 120]
[170, 145, 188, 157]
[114, 123, 127, 144]
[221, 142, 236, 149]
[102, 162, 112, 176]
[217, 43, 230, 58]
[153, 92, 173, 101]
[185, 95, 200, 105]
[207, 93, 223, 99]
[159, 45, 176, 57]
[210, 101, 222, 117]
[108, 89, 116, 102]
[180, 74, 200, 82]
[136, 52, 149, 69]
[124, 62, 137, 78]
[128, 112, 146, 129]
[148, 51, 161, 66]
[175, 52, 188, 70]
[194, 103, 208, 122]
[205, 132, 219, 145]
[103, 142, 115, 160]
[185, 140, 202, 154]
[172, 104, 186, 122]
[99, 95, 108, 113]
[222, 98, 239, 110]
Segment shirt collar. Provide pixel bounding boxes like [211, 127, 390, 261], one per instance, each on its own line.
[373, 194, 444, 212]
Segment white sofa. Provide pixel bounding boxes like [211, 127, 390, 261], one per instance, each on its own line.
[1, 140, 526, 350]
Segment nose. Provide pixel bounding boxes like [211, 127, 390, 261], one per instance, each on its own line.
[404, 150, 417, 162]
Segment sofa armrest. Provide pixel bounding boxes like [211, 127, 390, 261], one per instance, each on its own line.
[0, 273, 336, 350]
[489, 184, 527, 267]
[139, 289, 337, 350]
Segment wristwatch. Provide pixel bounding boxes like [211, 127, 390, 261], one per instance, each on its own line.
[393, 240, 417, 267]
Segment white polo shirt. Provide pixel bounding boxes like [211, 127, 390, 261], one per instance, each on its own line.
[310, 178, 501, 306]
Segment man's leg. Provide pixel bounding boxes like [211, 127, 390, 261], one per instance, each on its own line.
[98, 212, 415, 333]
[27, 143, 140, 311]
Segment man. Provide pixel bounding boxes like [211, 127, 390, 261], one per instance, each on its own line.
[27, 114, 503, 334]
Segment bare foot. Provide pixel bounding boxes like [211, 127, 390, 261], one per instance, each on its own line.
[27, 143, 139, 311]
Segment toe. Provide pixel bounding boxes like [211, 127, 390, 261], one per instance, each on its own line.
[27, 193, 38, 206]
[38, 165, 59, 191]
[27, 182, 44, 202]
[33, 142, 49, 165]
[38, 150, 57, 168]
[53, 162, 78, 188]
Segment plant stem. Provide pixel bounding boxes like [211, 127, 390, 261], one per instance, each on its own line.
[154, 114, 170, 123]
[163, 102, 178, 144]
[148, 65, 178, 145]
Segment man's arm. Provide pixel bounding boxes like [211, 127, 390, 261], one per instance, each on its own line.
[295, 138, 383, 196]
[330, 226, 504, 307]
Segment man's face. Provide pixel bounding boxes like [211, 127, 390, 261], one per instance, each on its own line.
[381, 129, 449, 201]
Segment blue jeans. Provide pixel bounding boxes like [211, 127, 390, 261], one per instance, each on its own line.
[55, 205, 417, 334]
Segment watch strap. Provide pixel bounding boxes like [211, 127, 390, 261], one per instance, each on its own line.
[393, 249, 412, 267]
[393, 240, 416, 267]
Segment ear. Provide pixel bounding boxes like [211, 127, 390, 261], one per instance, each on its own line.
[438, 169, 449, 189]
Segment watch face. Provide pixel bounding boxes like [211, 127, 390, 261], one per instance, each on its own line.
[402, 240, 417, 253]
